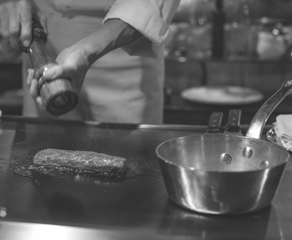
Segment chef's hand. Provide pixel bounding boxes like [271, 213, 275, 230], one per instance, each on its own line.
[0, 0, 47, 47]
[27, 19, 141, 111]
[27, 47, 90, 110]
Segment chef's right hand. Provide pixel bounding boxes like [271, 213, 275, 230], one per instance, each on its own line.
[0, 0, 47, 48]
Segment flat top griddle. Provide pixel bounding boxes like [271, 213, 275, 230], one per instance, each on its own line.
[0, 116, 291, 240]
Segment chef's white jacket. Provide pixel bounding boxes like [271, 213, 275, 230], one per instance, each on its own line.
[22, 0, 180, 124]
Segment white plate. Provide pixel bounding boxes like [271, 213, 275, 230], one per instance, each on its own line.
[181, 86, 264, 105]
[266, 126, 292, 152]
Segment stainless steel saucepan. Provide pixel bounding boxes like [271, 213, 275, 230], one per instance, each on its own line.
[156, 80, 292, 215]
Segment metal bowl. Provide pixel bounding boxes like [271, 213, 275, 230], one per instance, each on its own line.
[156, 133, 289, 214]
[157, 78, 292, 214]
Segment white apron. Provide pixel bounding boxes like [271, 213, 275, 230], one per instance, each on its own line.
[22, 0, 165, 124]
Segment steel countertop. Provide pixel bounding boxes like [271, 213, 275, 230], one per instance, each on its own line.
[0, 115, 292, 240]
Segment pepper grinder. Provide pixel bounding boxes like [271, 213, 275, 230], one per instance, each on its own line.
[19, 14, 79, 116]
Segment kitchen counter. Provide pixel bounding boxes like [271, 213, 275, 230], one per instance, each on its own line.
[0, 115, 292, 240]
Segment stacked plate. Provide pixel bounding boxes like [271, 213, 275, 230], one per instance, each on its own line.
[267, 115, 292, 152]
[181, 86, 264, 105]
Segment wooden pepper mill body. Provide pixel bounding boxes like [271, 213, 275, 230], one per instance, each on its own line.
[19, 15, 79, 116]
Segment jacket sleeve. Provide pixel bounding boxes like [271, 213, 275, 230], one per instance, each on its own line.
[103, 0, 180, 59]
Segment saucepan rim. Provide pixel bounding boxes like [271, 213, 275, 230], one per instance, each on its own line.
[156, 134, 290, 174]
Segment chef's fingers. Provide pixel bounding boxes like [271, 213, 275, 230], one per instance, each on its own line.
[43, 65, 66, 80]
[19, 3, 33, 47]
[36, 96, 45, 111]
[27, 68, 35, 86]
[8, 5, 20, 47]
[29, 78, 39, 100]
[0, 6, 9, 41]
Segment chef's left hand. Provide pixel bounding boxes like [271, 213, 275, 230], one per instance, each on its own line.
[27, 47, 90, 110]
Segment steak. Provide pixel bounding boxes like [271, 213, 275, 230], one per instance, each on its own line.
[33, 148, 127, 175]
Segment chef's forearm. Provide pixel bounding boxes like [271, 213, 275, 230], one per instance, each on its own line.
[74, 19, 142, 66]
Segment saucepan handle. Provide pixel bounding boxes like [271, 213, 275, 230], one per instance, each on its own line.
[205, 112, 223, 134]
[246, 80, 292, 139]
[224, 109, 242, 136]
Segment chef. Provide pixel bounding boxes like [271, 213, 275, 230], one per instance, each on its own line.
[0, 0, 180, 124]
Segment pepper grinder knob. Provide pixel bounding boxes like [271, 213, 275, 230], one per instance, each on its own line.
[19, 14, 79, 116]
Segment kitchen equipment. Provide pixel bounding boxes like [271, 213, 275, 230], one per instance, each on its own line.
[266, 124, 292, 152]
[156, 79, 292, 214]
[266, 126, 286, 149]
[18, 14, 79, 116]
[256, 31, 288, 60]
[255, 18, 291, 61]
[212, 0, 225, 59]
[181, 85, 263, 105]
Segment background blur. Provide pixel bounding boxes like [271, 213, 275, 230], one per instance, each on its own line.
[1, 0, 292, 124]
